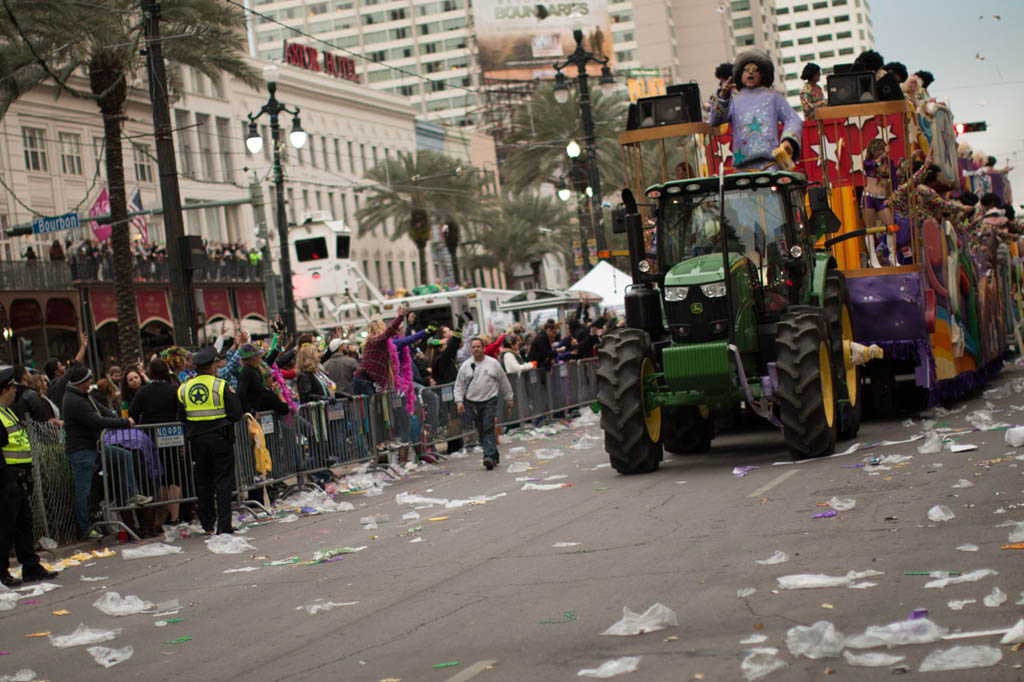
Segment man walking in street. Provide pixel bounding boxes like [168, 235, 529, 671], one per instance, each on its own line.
[454, 337, 514, 470]
[178, 346, 243, 535]
[0, 368, 58, 587]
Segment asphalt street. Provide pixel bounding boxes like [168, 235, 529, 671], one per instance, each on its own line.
[4, 365, 1024, 681]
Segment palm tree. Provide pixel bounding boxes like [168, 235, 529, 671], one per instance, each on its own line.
[466, 192, 574, 288]
[0, 0, 259, 365]
[356, 150, 487, 286]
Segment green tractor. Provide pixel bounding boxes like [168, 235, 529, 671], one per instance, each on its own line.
[597, 171, 864, 474]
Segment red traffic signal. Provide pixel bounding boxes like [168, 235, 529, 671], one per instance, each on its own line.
[955, 121, 987, 134]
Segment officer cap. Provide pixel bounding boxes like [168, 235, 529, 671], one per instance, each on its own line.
[0, 367, 14, 391]
[192, 346, 218, 368]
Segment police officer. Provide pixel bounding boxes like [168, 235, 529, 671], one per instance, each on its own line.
[0, 367, 58, 587]
[177, 347, 242, 535]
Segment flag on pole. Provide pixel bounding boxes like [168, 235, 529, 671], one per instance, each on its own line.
[89, 187, 111, 242]
[128, 189, 149, 243]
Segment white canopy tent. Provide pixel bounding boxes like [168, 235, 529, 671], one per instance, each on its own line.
[569, 260, 632, 311]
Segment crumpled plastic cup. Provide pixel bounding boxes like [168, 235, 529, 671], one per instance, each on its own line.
[577, 656, 641, 678]
[786, 621, 845, 659]
[741, 647, 787, 681]
[917, 432, 943, 454]
[1006, 427, 1024, 448]
[601, 603, 678, 636]
[92, 591, 153, 616]
[927, 505, 955, 522]
[844, 617, 948, 649]
[828, 497, 856, 512]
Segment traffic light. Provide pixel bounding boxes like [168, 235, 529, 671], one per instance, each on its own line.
[17, 336, 33, 367]
[954, 121, 987, 135]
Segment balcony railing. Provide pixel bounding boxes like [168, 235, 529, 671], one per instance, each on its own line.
[0, 257, 265, 290]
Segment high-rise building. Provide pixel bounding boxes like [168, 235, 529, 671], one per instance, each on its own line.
[773, 0, 875, 108]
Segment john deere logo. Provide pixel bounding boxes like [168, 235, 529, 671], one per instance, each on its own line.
[188, 384, 210, 404]
[690, 302, 704, 315]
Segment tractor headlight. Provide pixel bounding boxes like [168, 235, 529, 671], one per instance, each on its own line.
[637, 259, 652, 273]
[700, 281, 728, 298]
[664, 286, 689, 302]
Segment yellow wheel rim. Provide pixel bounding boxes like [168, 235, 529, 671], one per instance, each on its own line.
[841, 306, 857, 407]
[819, 341, 835, 427]
[641, 357, 661, 441]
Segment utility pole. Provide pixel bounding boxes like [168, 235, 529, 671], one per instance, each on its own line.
[249, 178, 280, 317]
[142, 0, 196, 346]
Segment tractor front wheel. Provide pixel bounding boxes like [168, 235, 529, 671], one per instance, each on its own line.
[823, 271, 861, 440]
[596, 328, 663, 474]
[774, 310, 838, 459]
[662, 406, 714, 454]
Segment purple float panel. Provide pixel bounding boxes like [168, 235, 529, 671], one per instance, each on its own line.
[847, 270, 927, 343]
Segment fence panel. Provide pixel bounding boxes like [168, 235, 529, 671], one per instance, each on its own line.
[25, 421, 77, 545]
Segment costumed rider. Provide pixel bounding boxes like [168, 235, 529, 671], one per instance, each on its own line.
[0, 367, 58, 587]
[710, 49, 803, 171]
[177, 346, 243, 535]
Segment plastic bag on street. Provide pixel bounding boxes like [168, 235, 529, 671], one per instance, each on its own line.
[121, 543, 182, 560]
[92, 592, 153, 616]
[785, 621, 845, 659]
[577, 656, 641, 678]
[1006, 427, 1024, 448]
[37, 536, 57, 551]
[842, 650, 905, 667]
[966, 410, 1006, 431]
[918, 645, 1002, 672]
[983, 587, 1007, 607]
[206, 534, 257, 554]
[601, 603, 678, 636]
[928, 505, 954, 522]
[951, 479, 975, 488]
[828, 497, 856, 512]
[507, 461, 530, 473]
[49, 623, 122, 648]
[1008, 522, 1024, 543]
[947, 599, 976, 610]
[86, 645, 133, 668]
[0, 670, 36, 682]
[917, 432, 943, 453]
[741, 647, 787, 681]
[956, 544, 979, 552]
[777, 569, 883, 590]
[755, 550, 789, 565]
[298, 600, 359, 615]
[925, 569, 997, 589]
[999, 619, 1024, 644]
[844, 618, 948, 649]
[737, 587, 757, 598]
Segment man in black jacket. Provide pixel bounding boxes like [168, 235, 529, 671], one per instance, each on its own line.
[62, 366, 149, 540]
[12, 365, 50, 423]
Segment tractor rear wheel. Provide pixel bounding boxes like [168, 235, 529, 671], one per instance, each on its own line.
[823, 271, 861, 440]
[596, 328, 663, 474]
[774, 310, 838, 459]
[662, 406, 714, 454]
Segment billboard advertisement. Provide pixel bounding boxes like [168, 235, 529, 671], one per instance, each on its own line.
[473, 0, 612, 80]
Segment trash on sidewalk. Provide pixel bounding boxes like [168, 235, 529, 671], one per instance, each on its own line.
[553, 542, 580, 548]
[966, 410, 1007, 432]
[206, 534, 257, 555]
[577, 656, 641, 678]
[1005, 427, 1024, 448]
[521, 482, 571, 491]
[842, 650, 905, 667]
[844, 617, 948, 648]
[956, 544, 979, 552]
[733, 466, 759, 477]
[785, 621, 845, 659]
[298, 600, 359, 615]
[952, 479, 975, 488]
[741, 647, 787, 681]
[755, 551, 789, 565]
[983, 587, 1007, 607]
[927, 505, 955, 522]
[828, 497, 856, 511]
[601, 603, 678, 636]
[740, 634, 768, 644]
[925, 569, 997, 589]
[812, 510, 837, 519]
[917, 432, 943, 453]
[507, 461, 530, 473]
[737, 587, 757, 598]
[777, 570, 883, 590]
[49, 624, 122, 648]
[1007, 522, 1024, 543]
[92, 592, 154, 616]
[999, 619, 1024, 644]
[0, 670, 36, 682]
[121, 543, 182, 560]
[37, 537, 57, 551]
[918, 645, 1001, 672]
[948, 598, 977, 611]
[86, 645, 133, 668]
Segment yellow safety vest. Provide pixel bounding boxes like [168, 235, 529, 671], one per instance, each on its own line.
[177, 374, 227, 421]
[0, 405, 31, 464]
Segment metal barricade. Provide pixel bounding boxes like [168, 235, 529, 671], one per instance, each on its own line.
[25, 420, 77, 545]
[97, 422, 194, 541]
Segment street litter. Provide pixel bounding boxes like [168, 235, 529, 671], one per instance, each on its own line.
[279, 489, 357, 512]
[952, 479, 975, 488]
[0, 671, 36, 682]
[777, 570, 883, 590]
[394, 491, 506, 508]
[15, 583, 60, 597]
[927, 505, 955, 522]
[741, 634, 768, 644]
[402, 511, 420, 521]
[917, 432, 943, 453]
[733, 466, 759, 477]
[535, 449, 565, 460]
[956, 544, 979, 552]
[163, 636, 191, 645]
[223, 566, 260, 573]
[918, 645, 1001, 672]
[522, 482, 571, 490]
[842, 651, 905, 667]
[828, 497, 855, 511]
[206, 534, 256, 554]
[601, 603, 678, 636]
[1006, 427, 1024, 448]
[949, 443, 977, 453]
[844, 617, 948, 648]
[507, 461, 530, 473]
[966, 410, 1008, 432]
[737, 587, 757, 598]
[409, 537, 424, 543]
[298, 600, 359, 615]
[577, 656, 641, 678]
[37, 537, 57, 551]
[925, 569, 997, 588]
[983, 587, 1007, 607]
[553, 542, 580, 548]
[539, 611, 576, 624]
[785, 621, 845, 659]
[86, 645, 133, 668]
[755, 551, 789, 565]
[92, 592, 153, 616]
[544, 474, 568, 481]
[999, 619, 1024, 644]
[121, 543, 182, 560]
[1008, 522, 1024, 543]
[812, 510, 836, 519]
[741, 647, 787, 681]
[49, 624, 122, 648]
[947, 599, 976, 610]
[313, 547, 365, 561]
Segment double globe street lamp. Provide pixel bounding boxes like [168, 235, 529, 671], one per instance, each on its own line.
[245, 65, 307, 338]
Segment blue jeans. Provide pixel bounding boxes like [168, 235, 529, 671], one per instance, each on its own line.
[353, 376, 375, 397]
[102, 445, 142, 504]
[68, 449, 99, 536]
[467, 397, 498, 462]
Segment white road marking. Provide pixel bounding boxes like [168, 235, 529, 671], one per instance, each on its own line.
[443, 659, 498, 682]
[746, 469, 801, 498]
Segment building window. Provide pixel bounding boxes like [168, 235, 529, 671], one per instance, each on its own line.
[730, 0, 749, 9]
[372, 145, 378, 165]
[800, 53, 815, 61]
[315, 191, 323, 211]
[812, 0, 827, 7]
[775, 6, 789, 13]
[175, 110, 195, 177]
[335, 139, 342, 170]
[196, 113, 216, 179]
[817, 33, 832, 42]
[59, 132, 83, 176]
[309, 135, 317, 168]
[836, 30, 852, 39]
[780, 39, 794, 47]
[835, 14, 849, 22]
[733, 16, 753, 29]
[798, 36, 812, 44]
[782, 56, 796, 64]
[793, 3, 808, 10]
[819, 50, 834, 58]
[815, 17, 830, 25]
[778, 24, 790, 31]
[347, 141, 355, 173]
[302, 189, 310, 216]
[360, 144, 366, 173]
[322, 137, 330, 171]
[133, 144, 154, 183]
[93, 136, 106, 176]
[216, 117, 234, 182]
[795, 20, 810, 28]
[838, 47, 854, 56]
[22, 127, 47, 171]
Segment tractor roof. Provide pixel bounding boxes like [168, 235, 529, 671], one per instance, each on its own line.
[644, 170, 807, 199]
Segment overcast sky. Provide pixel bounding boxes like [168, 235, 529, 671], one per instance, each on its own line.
[873, 0, 1023, 203]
